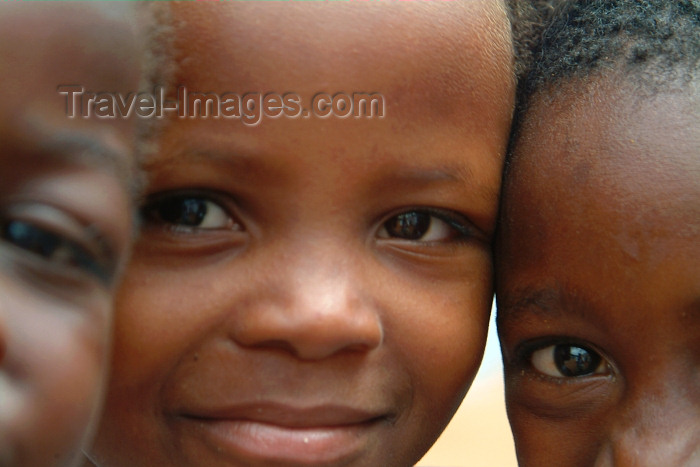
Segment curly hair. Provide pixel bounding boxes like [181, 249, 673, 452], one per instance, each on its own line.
[519, 0, 699, 108]
[506, 0, 559, 84]
[503, 0, 700, 158]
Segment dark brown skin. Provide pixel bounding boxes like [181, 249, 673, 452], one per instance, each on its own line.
[496, 78, 700, 466]
[0, 3, 141, 467]
[85, 2, 515, 467]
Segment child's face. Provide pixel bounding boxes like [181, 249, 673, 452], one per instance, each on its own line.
[497, 80, 700, 466]
[0, 4, 140, 467]
[87, 2, 514, 467]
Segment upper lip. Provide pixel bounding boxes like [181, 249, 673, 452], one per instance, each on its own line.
[181, 402, 389, 428]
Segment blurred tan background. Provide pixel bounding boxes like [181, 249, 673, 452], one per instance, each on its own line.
[417, 305, 517, 467]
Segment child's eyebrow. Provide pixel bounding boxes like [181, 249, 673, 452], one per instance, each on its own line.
[501, 286, 700, 327]
[144, 145, 285, 181]
[5, 117, 133, 185]
[384, 166, 472, 186]
[148, 147, 474, 191]
[497, 285, 599, 324]
[369, 164, 499, 207]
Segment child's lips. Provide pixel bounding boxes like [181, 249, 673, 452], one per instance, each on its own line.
[177, 402, 391, 465]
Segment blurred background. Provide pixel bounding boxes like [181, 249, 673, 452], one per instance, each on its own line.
[417, 303, 517, 467]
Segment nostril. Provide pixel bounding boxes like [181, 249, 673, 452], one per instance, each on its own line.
[235, 336, 376, 360]
[229, 290, 384, 360]
[231, 315, 383, 361]
[344, 342, 379, 353]
[243, 339, 297, 356]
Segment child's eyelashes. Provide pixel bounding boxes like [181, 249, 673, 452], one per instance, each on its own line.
[142, 194, 477, 243]
[141, 192, 241, 233]
[139, 194, 480, 261]
[512, 337, 613, 382]
[376, 209, 478, 244]
[0, 205, 114, 285]
[530, 343, 608, 378]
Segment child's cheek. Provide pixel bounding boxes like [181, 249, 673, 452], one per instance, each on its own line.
[388, 247, 492, 427]
[0, 279, 109, 467]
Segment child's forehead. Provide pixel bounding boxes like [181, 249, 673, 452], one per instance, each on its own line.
[169, 1, 513, 121]
[514, 78, 698, 193]
[175, 1, 509, 43]
[501, 79, 699, 265]
[0, 3, 137, 34]
[0, 3, 141, 89]
[177, 1, 509, 46]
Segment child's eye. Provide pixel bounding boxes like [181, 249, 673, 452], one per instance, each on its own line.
[530, 343, 608, 378]
[142, 194, 239, 231]
[1, 218, 112, 284]
[377, 209, 473, 242]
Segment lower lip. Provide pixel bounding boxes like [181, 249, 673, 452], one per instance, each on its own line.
[186, 417, 379, 465]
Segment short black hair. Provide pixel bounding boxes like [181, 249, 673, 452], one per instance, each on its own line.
[515, 0, 699, 128]
[506, 0, 559, 84]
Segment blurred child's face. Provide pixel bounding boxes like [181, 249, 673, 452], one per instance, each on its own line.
[0, 4, 140, 467]
[87, 2, 514, 466]
[497, 80, 700, 466]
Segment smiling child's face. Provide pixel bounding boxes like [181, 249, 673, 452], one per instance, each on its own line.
[0, 4, 141, 467]
[87, 2, 514, 466]
[497, 79, 700, 466]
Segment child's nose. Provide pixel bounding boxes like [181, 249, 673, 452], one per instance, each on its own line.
[594, 382, 699, 466]
[230, 262, 383, 360]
